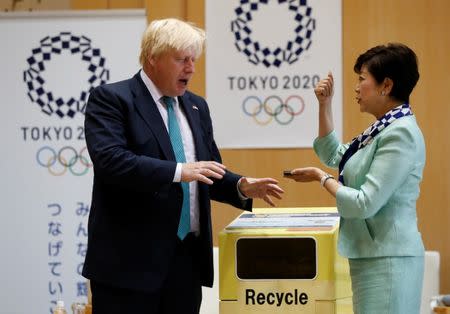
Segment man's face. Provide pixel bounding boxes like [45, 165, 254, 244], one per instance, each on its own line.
[149, 48, 196, 97]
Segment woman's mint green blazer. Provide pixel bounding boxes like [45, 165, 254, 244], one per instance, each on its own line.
[314, 116, 425, 258]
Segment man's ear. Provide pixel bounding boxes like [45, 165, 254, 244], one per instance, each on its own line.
[148, 55, 155, 67]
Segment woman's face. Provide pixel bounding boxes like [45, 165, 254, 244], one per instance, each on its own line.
[355, 65, 384, 118]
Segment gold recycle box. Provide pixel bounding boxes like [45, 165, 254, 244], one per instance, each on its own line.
[219, 207, 353, 314]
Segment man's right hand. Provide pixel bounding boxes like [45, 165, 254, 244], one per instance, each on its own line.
[181, 161, 227, 184]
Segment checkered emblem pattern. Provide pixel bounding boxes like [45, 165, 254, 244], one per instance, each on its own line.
[231, 0, 315, 68]
[338, 104, 413, 184]
[23, 32, 110, 118]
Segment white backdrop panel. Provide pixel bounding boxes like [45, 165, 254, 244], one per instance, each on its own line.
[0, 10, 146, 314]
[206, 0, 342, 148]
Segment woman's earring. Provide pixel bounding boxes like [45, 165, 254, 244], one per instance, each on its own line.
[381, 91, 386, 96]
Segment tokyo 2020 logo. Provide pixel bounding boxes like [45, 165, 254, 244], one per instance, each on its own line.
[23, 32, 110, 118]
[22, 32, 107, 176]
[231, 0, 315, 68]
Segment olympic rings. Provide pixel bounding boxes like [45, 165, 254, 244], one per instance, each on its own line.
[242, 95, 305, 125]
[36, 146, 92, 176]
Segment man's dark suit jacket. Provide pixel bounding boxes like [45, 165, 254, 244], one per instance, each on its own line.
[82, 72, 252, 293]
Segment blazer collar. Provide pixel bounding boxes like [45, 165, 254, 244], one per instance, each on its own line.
[131, 72, 175, 161]
[130, 72, 204, 161]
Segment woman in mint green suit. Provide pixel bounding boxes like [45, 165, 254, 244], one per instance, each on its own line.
[286, 43, 425, 314]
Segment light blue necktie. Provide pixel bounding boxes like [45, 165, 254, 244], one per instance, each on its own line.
[162, 96, 190, 240]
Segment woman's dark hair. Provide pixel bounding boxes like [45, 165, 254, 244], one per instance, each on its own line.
[354, 43, 419, 103]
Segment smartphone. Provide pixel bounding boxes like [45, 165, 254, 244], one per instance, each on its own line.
[283, 170, 293, 177]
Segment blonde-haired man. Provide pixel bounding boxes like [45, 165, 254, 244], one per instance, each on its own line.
[82, 18, 283, 314]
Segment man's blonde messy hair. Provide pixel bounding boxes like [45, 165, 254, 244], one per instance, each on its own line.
[139, 18, 206, 65]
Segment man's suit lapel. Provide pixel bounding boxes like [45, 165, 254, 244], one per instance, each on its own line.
[131, 73, 176, 161]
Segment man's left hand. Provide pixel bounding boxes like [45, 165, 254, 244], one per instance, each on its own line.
[238, 177, 284, 207]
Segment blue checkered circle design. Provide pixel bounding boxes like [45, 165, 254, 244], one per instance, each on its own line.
[23, 32, 110, 118]
[231, 0, 315, 68]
